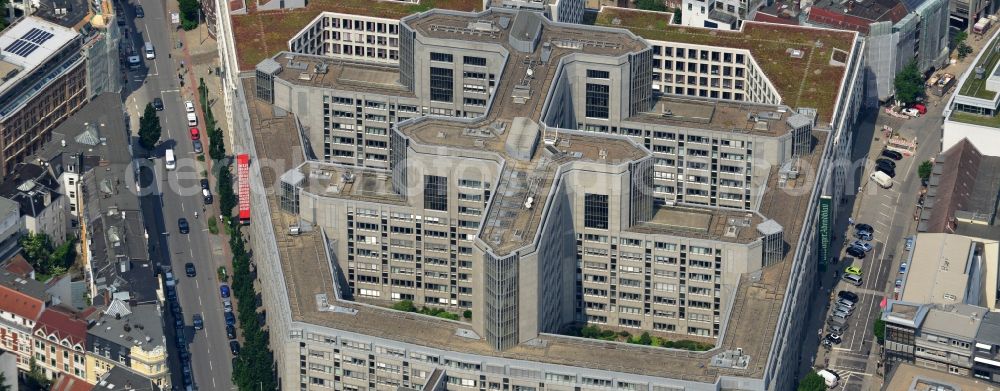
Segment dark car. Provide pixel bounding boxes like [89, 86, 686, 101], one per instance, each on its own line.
[192, 139, 203, 153]
[876, 165, 896, 178]
[220, 284, 231, 298]
[203, 189, 213, 205]
[229, 340, 241, 356]
[854, 231, 873, 241]
[193, 314, 204, 330]
[185, 262, 196, 277]
[876, 158, 897, 169]
[876, 159, 895, 173]
[881, 149, 903, 160]
[136, 5, 144, 18]
[178, 218, 189, 234]
[838, 290, 859, 303]
[170, 301, 181, 315]
[224, 311, 236, 326]
[152, 97, 164, 111]
[855, 223, 874, 234]
[200, 178, 210, 190]
[175, 333, 186, 348]
[174, 317, 183, 329]
[825, 333, 842, 344]
[846, 246, 866, 259]
[226, 324, 237, 339]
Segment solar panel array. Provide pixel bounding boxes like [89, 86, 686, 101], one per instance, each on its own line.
[3, 28, 56, 58]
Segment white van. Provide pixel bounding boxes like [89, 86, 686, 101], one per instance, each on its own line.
[165, 149, 176, 170]
[817, 369, 840, 387]
[870, 171, 892, 189]
[144, 42, 155, 60]
[186, 112, 198, 126]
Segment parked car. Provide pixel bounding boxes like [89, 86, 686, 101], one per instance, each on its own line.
[837, 298, 856, 310]
[185, 262, 196, 277]
[223, 299, 233, 313]
[190, 127, 200, 140]
[203, 188, 213, 204]
[850, 240, 873, 252]
[881, 149, 904, 160]
[846, 246, 866, 258]
[912, 103, 927, 114]
[875, 159, 895, 172]
[185, 100, 196, 113]
[876, 158, 897, 169]
[200, 178, 210, 190]
[838, 290, 859, 303]
[905, 236, 914, 251]
[833, 308, 851, 319]
[224, 311, 236, 326]
[192, 139, 203, 153]
[842, 273, 863, 286]
[844, 266, 863, 276]
[226, 324, 237, 340]
[876, 165, 896, 178]
[835, 304, 854, 315]
[230, 340, 241, 356]
[855, 231, 873, 241]
[899, 262, 908, 274]
[895, 279, 903, 289]
[136, 5, 144, 18]
[855, 223, 874, 234]
[825, 333, 842, 344]
[152, 97, 164, 111]
[178, 218, 189, 234]
[220, 284, 231, 298]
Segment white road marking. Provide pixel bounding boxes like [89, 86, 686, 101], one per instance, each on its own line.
[162, 89, 180, 93]
[181, 203, 186, 212]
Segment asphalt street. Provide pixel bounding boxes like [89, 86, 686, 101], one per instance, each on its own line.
[803, 100, 944, 390]
[118, 0, 235, 389]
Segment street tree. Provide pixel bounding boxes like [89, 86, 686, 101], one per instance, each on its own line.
[894, 60, 924, 105]
[138, 103, 162, 150]
[178, 0, 200, 30]
[797, 372, 827, 391]
[918, 160, 933, 180]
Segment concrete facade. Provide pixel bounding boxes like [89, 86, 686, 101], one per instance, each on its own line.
[222, 3, 864, 391]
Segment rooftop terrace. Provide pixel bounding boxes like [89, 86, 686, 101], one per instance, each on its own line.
[245, 73, 829, 382]
[629, 96, 805, 137]
[593, 7, 857, 123]
[230, 0, 483, 70]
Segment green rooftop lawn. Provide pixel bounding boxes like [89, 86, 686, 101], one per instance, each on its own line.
[232, 0, 482, 70]
[595, 7, 857, 123]
[958, 37, 1000, 100]
[950, 110, 1000, 127]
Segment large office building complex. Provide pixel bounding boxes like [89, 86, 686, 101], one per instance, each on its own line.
[224, 2, 864, 390]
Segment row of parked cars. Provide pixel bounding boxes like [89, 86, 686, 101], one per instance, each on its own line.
[825, 290, 860, 347]
[221, 284, 241, 356]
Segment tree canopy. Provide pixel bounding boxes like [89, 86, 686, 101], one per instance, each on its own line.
[138, 103, 162, 150]
[798, 372, 827, 391]
[918, 161, 933, 180]
[19, 233, 75, 279]
[894, 60, 924, 105]
[178, 0, 200, 30]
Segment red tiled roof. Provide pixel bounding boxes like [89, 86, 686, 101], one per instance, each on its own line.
[51, 373, 93, 391]
[34, 305, 95, 347]
[2, 254, 34, 278]
[0, 284, 44, 320]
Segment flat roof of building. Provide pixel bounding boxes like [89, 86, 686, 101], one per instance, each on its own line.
[920, 303, 983, 339]
[245, 70, 829, 381]
[88, 302, 166, 353]
[297, 162, 406, 205]
[628, 206, 766, 243]
[270, 53, 415, 97]
[231, 0, 484, 70]
[629, 96, 806, 137]
[32, 0, 94, 30]
[901, 233, 978, 305]
[885, 363, 995, 391]
[0, 16, 79, 96]
[958, 28, 1000, 101]
[592, 6, 858, 124]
